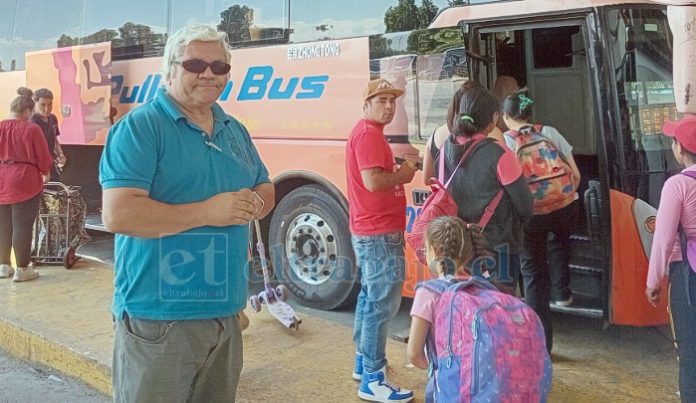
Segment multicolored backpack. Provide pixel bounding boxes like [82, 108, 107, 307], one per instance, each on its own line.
[419, 277, 552, 402]
[505, 124, 575, 214]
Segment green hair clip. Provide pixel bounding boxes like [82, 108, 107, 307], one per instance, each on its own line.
[519, 94, 534, 110]
[460, 114, 475, 123]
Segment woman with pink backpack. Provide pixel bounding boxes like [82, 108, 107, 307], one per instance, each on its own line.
[426, 82, 533, 292]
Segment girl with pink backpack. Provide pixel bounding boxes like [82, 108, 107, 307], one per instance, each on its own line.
[407, 216, 552, 402]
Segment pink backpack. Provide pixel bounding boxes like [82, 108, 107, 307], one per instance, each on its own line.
[419, 277, 552, 402]
[406, 138, 502, 265]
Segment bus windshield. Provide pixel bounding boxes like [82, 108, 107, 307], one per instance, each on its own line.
[609, 7, 679, 174]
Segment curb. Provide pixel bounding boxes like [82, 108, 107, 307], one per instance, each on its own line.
[0, 317, 111, 395]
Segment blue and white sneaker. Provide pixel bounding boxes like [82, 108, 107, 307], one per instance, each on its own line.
[358, 366, 414, 402]
[353, 353, 363, 381]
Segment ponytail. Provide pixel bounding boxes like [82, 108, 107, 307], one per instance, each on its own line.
[502, 88, 534, 121]
[450, 81, 499, 138]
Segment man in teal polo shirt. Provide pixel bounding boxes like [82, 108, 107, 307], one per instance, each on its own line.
[100, 24, 274, 402]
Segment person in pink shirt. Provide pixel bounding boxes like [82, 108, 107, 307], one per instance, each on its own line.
[645, 115, 696, 402]
[0, 87, 53, 282]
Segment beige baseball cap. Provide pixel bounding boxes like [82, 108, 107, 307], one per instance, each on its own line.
[362, 78, 404, 102]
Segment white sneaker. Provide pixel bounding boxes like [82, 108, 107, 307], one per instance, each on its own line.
[358, 365, 414, 402]
[13, 266, 39, 282]
[551, 295, 573, 307]
[0, 264, 14, 278]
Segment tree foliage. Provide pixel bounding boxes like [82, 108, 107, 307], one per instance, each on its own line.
[218, 5, 253, 45]
[57, 22, 162, 52]
[118, 22, 160, 45]
[448, 0, 466, 5]
[384, 0, 420, 33]
[385, 0, 445, 33]
[57, 29, 118, 47]
[418, 0, 439, 28]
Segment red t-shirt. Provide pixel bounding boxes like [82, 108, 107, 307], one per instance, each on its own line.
[0, 119, 53, 204]
[346, 119, 406, 235]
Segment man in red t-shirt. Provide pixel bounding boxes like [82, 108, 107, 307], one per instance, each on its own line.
[346, 78, 417, 403]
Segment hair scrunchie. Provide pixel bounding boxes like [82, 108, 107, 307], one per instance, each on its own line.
[519, 94, 534, 110]
[460, 114, 475, 123]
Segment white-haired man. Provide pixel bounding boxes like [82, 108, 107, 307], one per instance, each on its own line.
[100, 24, 274, 402]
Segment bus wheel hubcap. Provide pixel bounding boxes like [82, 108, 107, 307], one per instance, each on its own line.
[286, 213, 338, 286]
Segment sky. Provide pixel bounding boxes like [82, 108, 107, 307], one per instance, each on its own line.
[0, 0, 470, 69]
[1, 0, 460, 40]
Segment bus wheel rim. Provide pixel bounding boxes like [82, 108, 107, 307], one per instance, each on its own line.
[285, 213, 338, 286]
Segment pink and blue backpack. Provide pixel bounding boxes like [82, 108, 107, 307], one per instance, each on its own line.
[418, 277, 552, 402]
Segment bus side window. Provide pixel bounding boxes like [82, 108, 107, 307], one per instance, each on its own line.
[392, 27, 467, 144]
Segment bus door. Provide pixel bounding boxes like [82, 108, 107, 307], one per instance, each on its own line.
[603, 6, 676, 326]
[466, 16, 608, 319]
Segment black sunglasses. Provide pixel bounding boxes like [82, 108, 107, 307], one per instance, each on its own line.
[174, 59, 231, 75]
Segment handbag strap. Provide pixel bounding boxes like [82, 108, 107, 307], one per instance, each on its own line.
[679, 172, 696, 256]
[681, 171, 696, 181]
[676, 172, 696, 305]
[438, 137, 485, 189]
[437, 141, 447, 183]
[478, 189, 504, 229]
[436, 136, 501, 229]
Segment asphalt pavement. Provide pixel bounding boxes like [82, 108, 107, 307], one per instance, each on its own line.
[0, 352, 109, 403]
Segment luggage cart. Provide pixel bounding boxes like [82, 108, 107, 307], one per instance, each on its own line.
[32, 182, 90, 268]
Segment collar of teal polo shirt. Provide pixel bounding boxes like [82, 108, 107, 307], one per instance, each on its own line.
[154, 88, 232, 140]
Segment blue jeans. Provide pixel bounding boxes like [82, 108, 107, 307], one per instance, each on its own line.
[352, 232, 405, 373]
[669, 261, 696, 402]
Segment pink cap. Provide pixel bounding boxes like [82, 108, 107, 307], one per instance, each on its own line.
[663, 115, 696, 154]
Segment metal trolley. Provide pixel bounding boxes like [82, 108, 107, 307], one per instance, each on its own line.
[32, 182, 90, 268]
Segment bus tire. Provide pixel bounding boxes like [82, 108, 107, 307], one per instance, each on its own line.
[269, 184, 359, 311]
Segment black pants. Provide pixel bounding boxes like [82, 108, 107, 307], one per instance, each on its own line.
[669, 261, 696, 403]
[548, 232, 572, 301]
[0, 193, 40, 268]
[520, 202, 578, 352]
